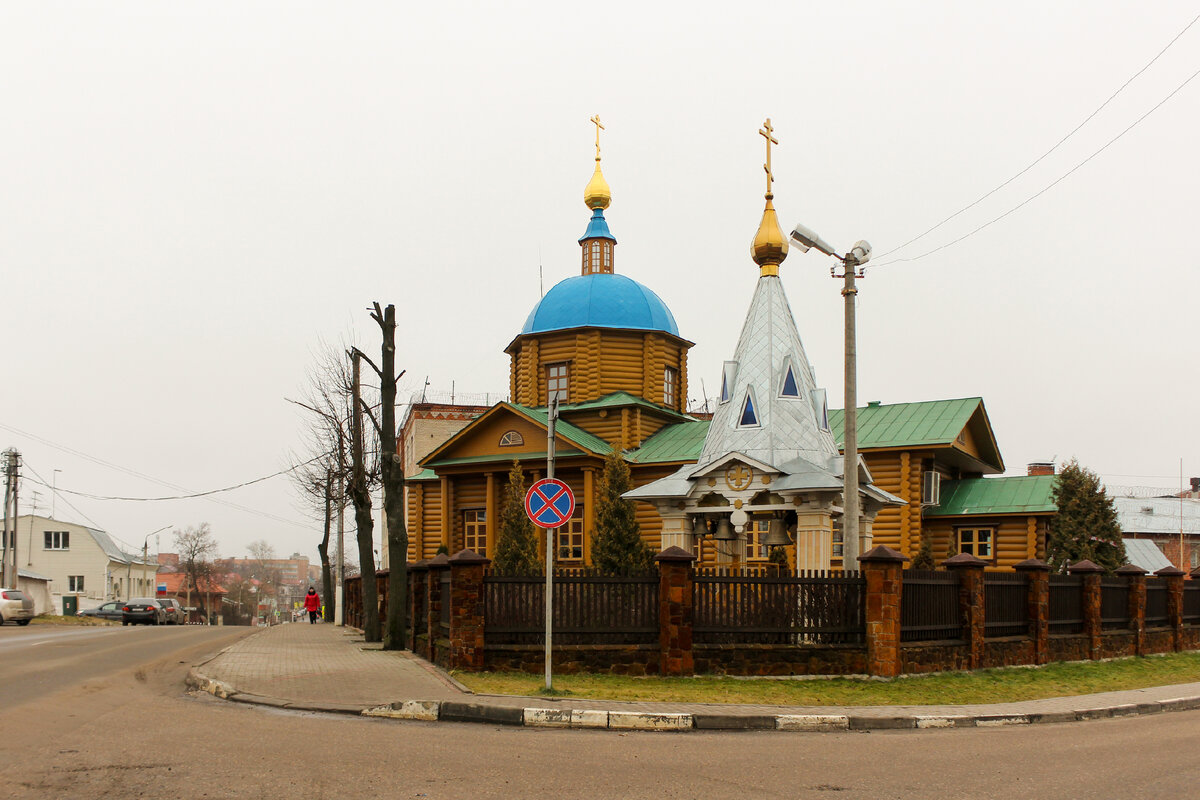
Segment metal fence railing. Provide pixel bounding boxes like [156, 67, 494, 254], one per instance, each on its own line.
[693, 568, 865, 645]
[984, 572, 1027, 638]
[483, 569, 659, 646]
[1145, 577, 1171, 628]
[1100, 577, 1131, 631]
[1184, 582, 1200, 625]
[1048, 574, 1084, 634]
[901, 569, 961, 642]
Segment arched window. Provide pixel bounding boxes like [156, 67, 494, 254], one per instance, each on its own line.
[499, 430, 524, 447]
[603, 242, 611, 269]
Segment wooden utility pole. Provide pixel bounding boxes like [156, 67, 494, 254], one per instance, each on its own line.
[369, 302, 410, 651]
[348, 349, 380, 641]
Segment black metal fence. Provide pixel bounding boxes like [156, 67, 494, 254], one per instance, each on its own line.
[901, 569, 962, 642]
[1100, 577, 1131, 631]
[1184, 582, 1200, 625]
[483, 569, 659, 645]
[1145, 577, 1170, 628]
[439, 569, 451, 636]
[693, 568, 866, 645]
[1048, 574, 1084, 634]
[984, 572, 1027, 638]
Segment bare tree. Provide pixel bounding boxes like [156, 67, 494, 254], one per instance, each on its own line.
[288, 343, 359, 625]
[174, 523, 218, 623]
[347, 348, 381, 642]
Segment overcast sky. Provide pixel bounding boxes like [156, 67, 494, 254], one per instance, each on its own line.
[3, 2, 1197, 563]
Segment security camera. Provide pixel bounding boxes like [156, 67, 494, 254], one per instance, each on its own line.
[788, 222, 839, 258]
[849, 240, 872, 265]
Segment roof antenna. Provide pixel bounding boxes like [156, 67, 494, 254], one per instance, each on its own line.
[421, 376, 430, 403]
[539, 245, 544, 298]
[700, 379, 710, 414]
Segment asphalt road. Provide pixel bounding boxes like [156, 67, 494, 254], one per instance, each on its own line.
[2, 624, 1199, 799]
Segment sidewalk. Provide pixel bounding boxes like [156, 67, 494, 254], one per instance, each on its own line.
[189, 623, 1200, 732]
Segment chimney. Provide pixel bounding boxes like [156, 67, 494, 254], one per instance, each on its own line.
[1191, 477, 1199, 494]
[1027, 462, 1055, 477]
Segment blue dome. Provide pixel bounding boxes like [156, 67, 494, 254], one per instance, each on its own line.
[521, 274, 679, 336]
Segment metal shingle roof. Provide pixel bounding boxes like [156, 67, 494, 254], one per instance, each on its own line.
[627, 420, 711, 463]
[924, 475, 1058, 517]
[828, 398, 983, 449]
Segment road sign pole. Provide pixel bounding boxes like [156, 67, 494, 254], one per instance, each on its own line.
[545, 397, 558, 692]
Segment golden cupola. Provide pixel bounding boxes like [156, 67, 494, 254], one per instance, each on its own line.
[751, 118, 789, 277]
[579, 115, 616, 275]
[583, 115, 612, 210]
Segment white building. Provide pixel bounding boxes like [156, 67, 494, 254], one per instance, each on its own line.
[8, 515, 156, 613]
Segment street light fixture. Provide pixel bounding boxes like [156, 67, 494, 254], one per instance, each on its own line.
[126, 524, 171, 600]
[789, 222, 871, 568]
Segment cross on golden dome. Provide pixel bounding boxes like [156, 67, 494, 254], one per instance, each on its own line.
[590, 114, 605, 161]
[759, 118, 778, 196]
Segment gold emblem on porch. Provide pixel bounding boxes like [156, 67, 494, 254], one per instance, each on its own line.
[724, 463, 753, 491]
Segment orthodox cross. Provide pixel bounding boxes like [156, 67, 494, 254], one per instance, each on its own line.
[590, 114, 605, 160]
[759, 118, 778, 195]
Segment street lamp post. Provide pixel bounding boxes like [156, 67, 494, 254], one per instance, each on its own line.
[127, 524, 171, 600]
[789, 223, 872, 566]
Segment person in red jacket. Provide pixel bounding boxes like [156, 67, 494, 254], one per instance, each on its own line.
[303, 587, 321, 624]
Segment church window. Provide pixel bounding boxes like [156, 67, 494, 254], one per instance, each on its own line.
[739, 389, 759, 427]
[746, 519, 769, 560]
[720, 361, 737, 404]
[499, 430, 524, 447]
[780, 363, 800, 397]
[547, 362, 569, 404]
[663, 367, 677, 407]
[463, 509, 487, 557]
[832, 520, 844, 559]
[957, 527, 994, 560]
[603, 242, 611, 269]
[810, 388, 830, 431]
[556, 513, 584, 562]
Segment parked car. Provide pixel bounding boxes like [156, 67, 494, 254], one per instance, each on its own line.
[0, 589, 34, 625]
[155, 598, 184, 625]
[77, 601, 124, 621]
[122, 598, 165, 626]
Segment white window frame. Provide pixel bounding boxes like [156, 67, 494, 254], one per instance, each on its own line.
[44, 530, 70, 550]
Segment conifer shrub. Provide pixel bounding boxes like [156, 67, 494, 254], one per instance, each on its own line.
[591, 450, 653, 575]
[491, 460, 541, 575]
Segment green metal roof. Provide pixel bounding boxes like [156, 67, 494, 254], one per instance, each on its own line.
[559, 391, 692, 422]
[924, 475, 1058, 517]
[828, 398, 983, 449]
[627, 419, 711, 464]
[408, 468, 439, 481]
[425, 449, 587, 468]
[509, 403, 614, 455]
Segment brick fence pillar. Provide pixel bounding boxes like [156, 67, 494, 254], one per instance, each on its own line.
[655, 546, 697, 676]
[409, 560, 429, 652]
[1070, 560, 1104, 660]
[426, 553, 450, 662]
[1116, 564, 1147, 656]
[448, 549, 490, 671]
[944, 553, 988, 669]
[1015, 559, 1049, 665]
[859, 545, 908, 678]
[1156, 566, 1186, 652]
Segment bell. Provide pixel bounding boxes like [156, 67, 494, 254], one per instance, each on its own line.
[763, 518, 791, 547]
[693, 515, 710, 536]
[712, 518, 737, 541]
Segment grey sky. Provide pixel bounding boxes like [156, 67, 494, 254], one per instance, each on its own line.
[3, 2, 1197, 562]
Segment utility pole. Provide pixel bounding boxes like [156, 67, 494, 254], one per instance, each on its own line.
[544, 395, 559, 691]
[840, 255, 861, 567]
[3, 450, 20, 588]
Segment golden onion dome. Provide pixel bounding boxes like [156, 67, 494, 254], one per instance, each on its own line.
[584, 159, 611, 210]
[751, 193, 789, 276]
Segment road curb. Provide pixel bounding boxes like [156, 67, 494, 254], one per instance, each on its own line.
[186, 667, 1200, 733]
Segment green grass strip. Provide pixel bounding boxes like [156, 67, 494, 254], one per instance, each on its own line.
[454, 653, 1200, 706]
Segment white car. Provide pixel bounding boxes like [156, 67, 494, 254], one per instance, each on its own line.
[0, 589, 34, 625]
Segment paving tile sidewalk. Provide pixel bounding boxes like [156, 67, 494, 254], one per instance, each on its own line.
[193, 623, 1200, 730]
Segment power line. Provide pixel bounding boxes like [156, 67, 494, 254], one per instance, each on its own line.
[24, 452, 330, 502]
[876, 12, 1200, 262]
[0, 422, 314, 530]
[870, 63, 1200, 269]
[22, 459, 105, 531]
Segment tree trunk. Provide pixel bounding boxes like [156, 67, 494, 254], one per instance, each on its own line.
[318, 471, 335, 621]
[349, 350, 380, 642]
[375, 303, 410, 651]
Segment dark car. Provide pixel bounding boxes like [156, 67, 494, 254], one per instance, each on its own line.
[77, 601, 124, 621]
[122, 597, 165, 625]
[155, 598, 184, 625]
